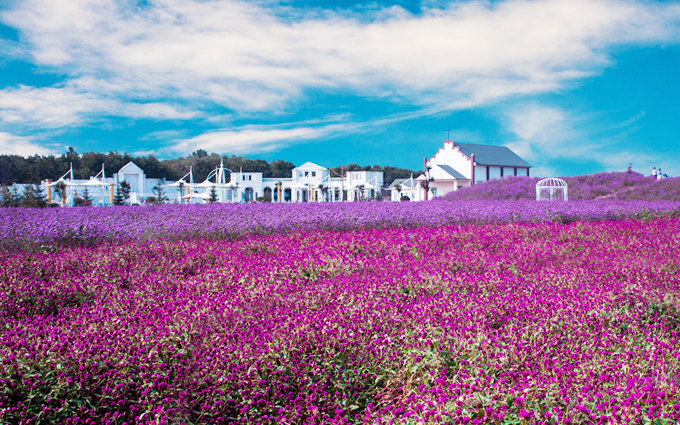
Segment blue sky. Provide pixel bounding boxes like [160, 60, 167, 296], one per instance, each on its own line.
[0, 0, 679, 177]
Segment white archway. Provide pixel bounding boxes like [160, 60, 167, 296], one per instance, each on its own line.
[536, 178, 568, 201]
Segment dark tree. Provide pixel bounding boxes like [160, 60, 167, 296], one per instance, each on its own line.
[112, 186, 126, 206]
[152, 183, 168, 205]
[119, 180, 131, 202]
[20, 184, 47, 208]
[53, 180, 68, 206]
[81, 187, 93, 206]
[0, 185, 20, 207]
[420, 166, 434, 201]
[208, 185, 218, 203]
[0, 157, 12, 185]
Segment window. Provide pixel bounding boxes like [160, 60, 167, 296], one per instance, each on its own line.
[486, 167, 490, 180]
[431, 188, 437, 197]
[501, 167, 504, 177]
[305, 171, 309, 177]
[248, 175, 252, 181]
[514, 167, 517, 176]
[242, 175, 246, 181]
[312, 171, 316, 177]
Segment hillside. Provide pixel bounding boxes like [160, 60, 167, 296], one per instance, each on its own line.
[443, 172, 680, 201]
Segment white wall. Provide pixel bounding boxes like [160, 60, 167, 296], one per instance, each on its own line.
[489, 166, 501, 179]
[431, 181, 457, 198]
[426, 141, 473, 179]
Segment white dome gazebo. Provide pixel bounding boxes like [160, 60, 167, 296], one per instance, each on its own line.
[536, 178, 568, 201]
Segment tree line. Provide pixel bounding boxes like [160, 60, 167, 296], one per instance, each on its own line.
[0, 148, 420, 187]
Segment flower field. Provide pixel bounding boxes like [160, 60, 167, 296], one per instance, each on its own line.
[1, 199, 680, 251]
[2, 208, 680, 423]
[444, 172, 680, 202]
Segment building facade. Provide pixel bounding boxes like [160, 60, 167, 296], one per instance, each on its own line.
[41, 161, 385, 205]
[390, 140, 531, 201]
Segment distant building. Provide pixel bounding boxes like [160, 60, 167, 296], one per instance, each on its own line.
[40, 160, 385, 206]
[390, 140, 531, 201]
[388, 177, 419, 201]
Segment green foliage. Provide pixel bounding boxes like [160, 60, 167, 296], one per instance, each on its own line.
[152, 184, 168, 205]
[0, 185, 20, 207]
[20, 184, 47, 208]
[53, 180, 67, 206]
[112, 185, 126, 206]
[81, 187, 93, 206]
[1, 149, 421, 190]
[207, 185, 218, 203]
[119, 181, 131, 202]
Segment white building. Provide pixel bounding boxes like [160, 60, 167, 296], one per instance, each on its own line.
[41, 160, 386, 205]
[390, 140, 531, 201]
[235, 163, 384, 203]
[40, 161, 175, 206]
[388, 177, 419, 201]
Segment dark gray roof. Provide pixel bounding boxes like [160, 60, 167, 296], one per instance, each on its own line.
[437, 164, 468, 180]
[455, 143, 531, 167]
[388, 178, 416, 189]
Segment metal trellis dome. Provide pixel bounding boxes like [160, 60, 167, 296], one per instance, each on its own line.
[536, 177, 568, 201]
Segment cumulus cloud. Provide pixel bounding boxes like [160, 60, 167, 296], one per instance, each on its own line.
[0, 132, 57, 156]
[2, 0, 679, 118]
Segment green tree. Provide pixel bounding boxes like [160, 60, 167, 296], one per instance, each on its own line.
[152, 183, 168, 205]
[207, 185, 218, 203]
[20, 184, 47, 208]
[81, 187, 93, 206]
[119, 180, 131, 203]
[53, 180, 68, 206]
[112, 186, 126, 205]
[0, 185, 20, 207]
[420, 166, 434, 201]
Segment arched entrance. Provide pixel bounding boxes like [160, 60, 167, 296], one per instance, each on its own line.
[243, 187, 254, 202]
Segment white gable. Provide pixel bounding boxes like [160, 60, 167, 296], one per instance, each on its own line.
[294, 161, 326, 170]
[426, 141, 472, 180]
[117, 161, 144, 174]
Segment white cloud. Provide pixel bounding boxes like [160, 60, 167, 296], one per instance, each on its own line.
[0, 85, 198, 128]
[503, 103, 665, 175]
[167, 123, 357, 155]
[0, 132, 57, 156]
[0, 85, 107, 128]
[1, 0, 679, 122]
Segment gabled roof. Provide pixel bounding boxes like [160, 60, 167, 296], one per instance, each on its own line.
[388, 178, 417, 189]
[117, 161, 144, 174]
[455, 143, 530, 167]
[437, 164, 468, 180]
[294, 161, 326, 170]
